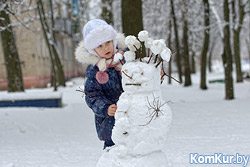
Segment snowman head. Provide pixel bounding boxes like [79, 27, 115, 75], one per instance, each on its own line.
[122, 61, 161, 93]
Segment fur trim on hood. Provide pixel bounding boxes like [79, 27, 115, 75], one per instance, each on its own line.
[75, 33, 126, 66]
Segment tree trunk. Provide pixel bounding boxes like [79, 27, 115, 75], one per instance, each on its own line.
[208, 49, 212, 73]
[232, 0, 245, 82]
[37, 0, 57, 91]
[182, 0, 191, 87]
[208, 40, 216, 73]
[223, 0, 234, 99]
[233, 29, 242, 82]
[122, 0, 146, 58]
[49, 0, 66, 87]
[37, 0, 66, 89]
[200, 0, 210, 90]
[246, 38, 250, 72]
[170, 0, 182, 83]
[191, 51, 196, 74]
[168, 20, 172, 85]
[101, 0, 113, 25]
[0, 5, 24, 92]
[52, 45, 66, 86]
[122, 0, 143, 36]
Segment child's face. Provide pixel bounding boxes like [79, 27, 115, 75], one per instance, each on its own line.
[94, 40, 114, 59]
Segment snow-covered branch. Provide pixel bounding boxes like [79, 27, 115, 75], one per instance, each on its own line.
[209, 0, 224, 38]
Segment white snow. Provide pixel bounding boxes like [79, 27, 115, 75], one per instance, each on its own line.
[114, 52, 123, 63]
[0, 91, 62, 101]
[160, 48, 171, 62]
[138, 30, 149, 42]
[124, 51, 136, 62]
[145, 38, 153, 48]
[151, 40, 166, 55]
[124, 36, 141, 51]
[0, 71, 250, 166]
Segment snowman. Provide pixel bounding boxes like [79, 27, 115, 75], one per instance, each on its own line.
[97, 31, 172, 167]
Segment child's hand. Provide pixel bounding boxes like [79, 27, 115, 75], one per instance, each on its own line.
[107, 104, 117, 116]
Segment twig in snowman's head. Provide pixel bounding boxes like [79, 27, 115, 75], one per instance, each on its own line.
[124, 30, 172, 66]
[122, 70, 133, 80]
[125, 83, 141, 86]
[133, 45, 138, 50]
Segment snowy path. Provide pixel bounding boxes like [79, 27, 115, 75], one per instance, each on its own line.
[0, 74, 250, 167]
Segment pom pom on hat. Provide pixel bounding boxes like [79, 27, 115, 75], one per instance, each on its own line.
[83, 19, 117, 57]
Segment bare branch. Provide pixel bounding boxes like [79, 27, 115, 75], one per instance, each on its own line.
[140, 94, 169, 126]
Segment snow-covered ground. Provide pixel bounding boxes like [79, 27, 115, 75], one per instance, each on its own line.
[0, 71, 250, 167]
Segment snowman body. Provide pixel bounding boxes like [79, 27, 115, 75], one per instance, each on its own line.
[97, 62, 172, 167]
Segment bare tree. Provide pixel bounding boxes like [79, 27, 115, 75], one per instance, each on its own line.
[181, 0, 192, 86]
[36, 0, 57, 90]
[0, 1, 24, 92]
[36, 0, 66, 90]
[232, 0, 247, 82]
[223, 0, 234, 99]
[200, 0, 210, 90]
[170, 0, 182, 83]
[48, 0, 66, 87]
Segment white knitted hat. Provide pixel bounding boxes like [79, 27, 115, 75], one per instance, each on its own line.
[83, 19, 117, 56]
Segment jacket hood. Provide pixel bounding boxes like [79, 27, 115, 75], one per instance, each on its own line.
[75, 33, 126, 66]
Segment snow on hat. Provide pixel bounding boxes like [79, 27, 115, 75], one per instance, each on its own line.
[83, 19, 117, 56]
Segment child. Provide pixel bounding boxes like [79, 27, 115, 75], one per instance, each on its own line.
[75, 19, 126, 149]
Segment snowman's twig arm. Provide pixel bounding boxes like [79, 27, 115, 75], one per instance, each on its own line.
[76, 87, 112, 105]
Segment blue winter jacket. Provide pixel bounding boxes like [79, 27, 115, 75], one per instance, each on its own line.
[85, 65, 123, 141]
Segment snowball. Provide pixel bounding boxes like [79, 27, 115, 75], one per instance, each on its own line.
[160, 48, 171, 62]
[127, 41, 141, 51]
[124, 51, 136, 62]
[144, 38, 153, 48]
[150, 40, 166, 55]
[159, 39, 166, 43]
[134, 40, 141, 50]
[114, 53, 123, 63]
[125, 35, 137, 46]
[138, 30, 148, 42]
[112, 117, 130, 144]
[125, 35, 141, 51]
